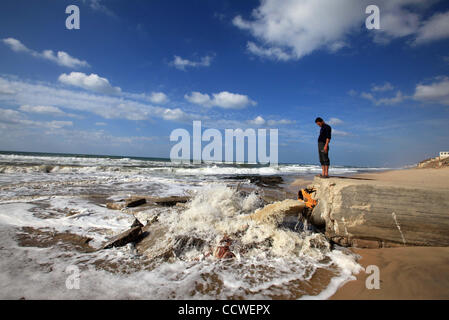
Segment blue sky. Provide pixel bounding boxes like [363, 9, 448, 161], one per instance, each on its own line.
[1, 0, 449, 167]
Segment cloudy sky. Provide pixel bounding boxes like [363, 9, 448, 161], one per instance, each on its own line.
[1, 0, 449, 167]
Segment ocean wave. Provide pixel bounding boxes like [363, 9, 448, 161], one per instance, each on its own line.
[0, 153, 389, 176]
[0, 162, 386, 176]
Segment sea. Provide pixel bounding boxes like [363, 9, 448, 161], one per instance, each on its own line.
[0, 151, 388, 299]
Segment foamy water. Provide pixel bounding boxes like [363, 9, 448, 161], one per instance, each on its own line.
[0, 152, 372, 299]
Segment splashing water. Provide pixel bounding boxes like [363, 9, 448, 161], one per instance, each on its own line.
[132, 186, 362, 299]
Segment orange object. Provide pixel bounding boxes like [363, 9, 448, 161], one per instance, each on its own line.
[298, 188, 317, 209]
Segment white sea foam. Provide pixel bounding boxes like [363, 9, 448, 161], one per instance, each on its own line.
[0, 153, 389, 177]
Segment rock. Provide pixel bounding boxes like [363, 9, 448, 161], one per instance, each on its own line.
[126, 198, 146, 208]
[135, 223, 172, 260]
[248, 199, 306, 225]
[225, 175, 284, 187]
[349, 238, 381, 249]
[417, 157, 449, 168]
[106, 201, 126, 210]
[150, 196, 190, 207]
[130, 218, 144, 228]
[102, 223, 143, 249]
[310, 176, 449, 248]
[172, 236, 206, 257]
[106, 196, 189, 210]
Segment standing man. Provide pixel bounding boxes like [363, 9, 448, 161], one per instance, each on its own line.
[315, 117, 331, 178]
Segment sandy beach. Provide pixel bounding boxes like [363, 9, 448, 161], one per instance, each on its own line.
[289, 167, 449, 299]
[331, 246, 449, 299]
[352, 167, 449, 190]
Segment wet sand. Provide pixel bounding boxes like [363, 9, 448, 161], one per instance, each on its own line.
[331, 247, 449, 299]
[290, 167, 449, 299]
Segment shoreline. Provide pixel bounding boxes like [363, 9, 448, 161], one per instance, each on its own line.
[288, 166, 449, 299]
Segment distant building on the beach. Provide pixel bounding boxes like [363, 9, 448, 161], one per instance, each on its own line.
[440, 151, 449, 159]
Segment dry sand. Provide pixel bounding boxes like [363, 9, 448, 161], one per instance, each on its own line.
[352, 167, 449, 190]
[290, 167, 449, 299]
[290, 167, 449, 190]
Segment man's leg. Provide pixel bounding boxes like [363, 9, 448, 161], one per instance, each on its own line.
[319, 143, 326, 176]
[323, 146, 330, 177]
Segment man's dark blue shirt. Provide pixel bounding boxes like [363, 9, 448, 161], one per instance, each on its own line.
[318, 123, 332, 143]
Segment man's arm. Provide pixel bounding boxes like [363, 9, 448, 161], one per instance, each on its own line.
[324, 138, 330, 153]
[324, 125, 331, 153]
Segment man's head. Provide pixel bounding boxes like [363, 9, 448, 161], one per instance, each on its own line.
[315, 117, 324, 127]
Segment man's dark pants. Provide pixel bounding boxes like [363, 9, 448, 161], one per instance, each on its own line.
[318, 142, 330, 166]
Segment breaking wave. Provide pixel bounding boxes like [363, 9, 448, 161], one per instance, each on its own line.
[0, 152, 388, 176]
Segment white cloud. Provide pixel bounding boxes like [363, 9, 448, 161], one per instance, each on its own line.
[267, 119, 294, 126]
[377, 91, 405, 105]
[232, 0, 440, 61]
[85, 0, 116, 17]
[171, 55, 212, 70]
[0, 108, 73, 129]
[248, 116, 266, 125]
[232, 0, 365, 60]
[327, 118, 343, 126]
[373, 3, 422, 42]
[360, 92, 375, 102]
[360, 90, 405, 106]
[371, 82, 394, 92]
[212, 91, 257, 109]
[46, 121, 73, 129]
[0, 108, 23, 123]
[247, 42, 292, 61]
[184, 92, 211, 106]
[2, 38, 28, 52]
[95, 122, 107, 126]
[58, 72, 121, 95]
[246, 116, 294, 126]
[2, 38, 89, 68]
[19, 104, 81, 119]
[42, 50, 88, 68]
[185, 91, 256, 109]
[19, 105, 65, 115]
[0, 82, 16, 95]
[333, 129, 351, 136]
[0, 76, 198, 123]
[413, 77, 449, 106]
[414, 11, 449, 45]
[327, 41, 348, 53]
[157, 108, 188, 121]
[356, 77, 449, 107]
[148, 92, 169, 104]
